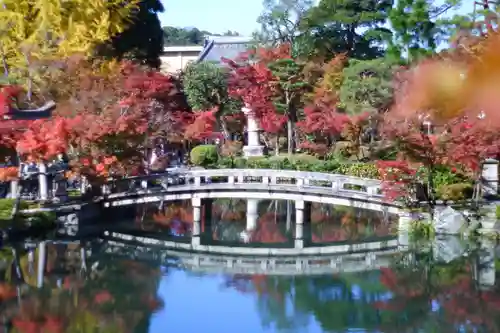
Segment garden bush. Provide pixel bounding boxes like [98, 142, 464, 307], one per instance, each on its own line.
[0, 199, 31, 220]
[215, 155, 379, 179]
[436, 183, 473, 201]
[214, 154, 470, 190]
[190, 145, 218, 167]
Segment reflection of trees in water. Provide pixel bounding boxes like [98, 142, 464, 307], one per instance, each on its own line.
[224, 246, 500, 332]
[212, 198, 246, 222]
[135, 199, 395, 244]
[210, 199, 289, 244]
[377, 248, 500, 332]
[224, 271, 392, 332]
[310, 205, 394, 242]
[135, 201, 193, 236]
[0, 242, 164, 333]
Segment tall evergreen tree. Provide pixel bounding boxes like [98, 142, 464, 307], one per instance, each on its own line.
[387, 0, 465, 63]
[301, 0, 394, 60]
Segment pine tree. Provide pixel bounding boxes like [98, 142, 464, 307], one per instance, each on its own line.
[302, 0, 394, 60]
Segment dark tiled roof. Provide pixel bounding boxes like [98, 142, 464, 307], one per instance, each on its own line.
[197, 36, 253, 64]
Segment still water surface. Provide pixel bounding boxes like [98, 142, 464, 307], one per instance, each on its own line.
[0, 199, 498, 332]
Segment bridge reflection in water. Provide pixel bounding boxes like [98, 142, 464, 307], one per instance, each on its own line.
[8, 235, 499, 332]
[57, 198, 497, 288]
[102, 197, 399, 255]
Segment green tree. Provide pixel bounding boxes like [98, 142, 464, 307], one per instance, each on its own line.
[268, 58, 309, 154]
[254, 0, 316, 59]
[302, 0, 394, 60]
[163, 27, 241, 46]
[386, 0, 465, 63]
[182, 61, 240, 139]
[339, 58, 397, 114]
[99, 0, 165, 68]
[163, 27, 208, 45]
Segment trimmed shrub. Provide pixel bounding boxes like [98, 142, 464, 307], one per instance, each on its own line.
[190, 145, 218, 167]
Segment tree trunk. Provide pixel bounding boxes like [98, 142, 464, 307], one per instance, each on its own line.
[287, 118, 293, 155]
[275, 134, 280, 156]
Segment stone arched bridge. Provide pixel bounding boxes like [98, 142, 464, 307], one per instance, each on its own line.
[102, 168, 401, 214]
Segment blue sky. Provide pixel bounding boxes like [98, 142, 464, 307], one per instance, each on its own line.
[158, 0, 475, 38]
[159, 0, 262, 36]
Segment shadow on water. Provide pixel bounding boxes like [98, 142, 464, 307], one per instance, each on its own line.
[1, 199, 500, 332]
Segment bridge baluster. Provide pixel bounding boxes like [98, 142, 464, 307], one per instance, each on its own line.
[194, 176, 201, 186]
[228, 175, 235, 184]
[332, 179, 341, 192]
[296, 178, 304, 187]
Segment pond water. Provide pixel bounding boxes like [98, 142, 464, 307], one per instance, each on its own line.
[1, 199, 499, 332]
[106, 198, 398, 246]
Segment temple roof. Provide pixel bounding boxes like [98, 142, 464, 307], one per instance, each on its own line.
[197, 36, 253, 64]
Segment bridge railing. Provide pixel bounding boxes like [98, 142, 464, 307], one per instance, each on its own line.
[106, 168, 383, 199]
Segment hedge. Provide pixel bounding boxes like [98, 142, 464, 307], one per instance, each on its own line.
[217, 155, 380, 179]
[213, 155, 473, 200]
[190, 145, 218, 167]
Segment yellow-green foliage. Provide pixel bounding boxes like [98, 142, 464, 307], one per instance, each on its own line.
[0, 199, 55, 228]
[409, 220, 435, 239]
[190, 145, 218, 167]
[436, 183, 473, 201]
[0, 0, 138, 85]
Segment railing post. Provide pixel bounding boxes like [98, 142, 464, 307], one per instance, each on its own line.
[80, 176, 88, 194]
[262, 176, 269, 185]
[38, 162, 48, 200]
[296, 178, 304, 187]
[237, 174, 244, 183]
[194, 176, 201, 186]
[367, 185, 378, 195]
[332, 179, 341, 192]
[101, 184, 111, 195]
[192, 197, 201, 247]
[228, 175, 235, 184]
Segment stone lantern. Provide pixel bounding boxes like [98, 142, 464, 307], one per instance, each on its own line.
[241, 105, 264, 158]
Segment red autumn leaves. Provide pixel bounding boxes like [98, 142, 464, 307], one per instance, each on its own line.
[0, 58, 192, 181]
